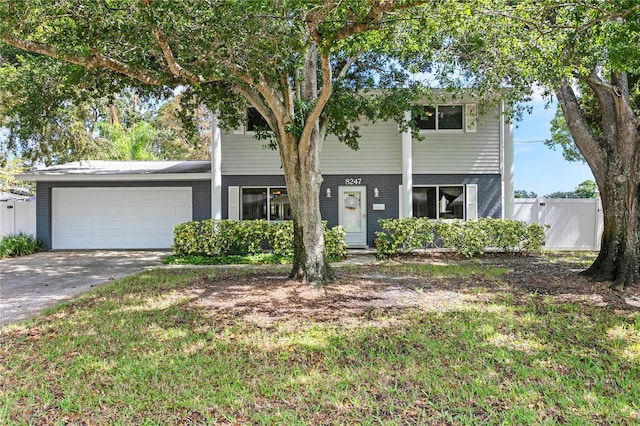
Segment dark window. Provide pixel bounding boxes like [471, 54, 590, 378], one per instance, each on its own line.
[247, 107, 269, 132]
[413, 185, 465, 219]
[242, 188, 268, 220]
[414, 105, 463, 130]
[241, 187, 291, 221]
[414, 106, 436, 130]
[437, 106, 463, 129]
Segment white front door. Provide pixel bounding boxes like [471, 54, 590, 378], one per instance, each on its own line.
[338, 186, 367, 247]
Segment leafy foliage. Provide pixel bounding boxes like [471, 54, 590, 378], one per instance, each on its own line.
[514, 189, 538, 199]
[0, 233, 43, 258]
[172, 220, 347, 263]
[376, 218, 546, 259]
[545, 180, 600, 199]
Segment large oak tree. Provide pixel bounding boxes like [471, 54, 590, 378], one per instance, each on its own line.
[461, 1, 639, 289]
[2, 0, 464, 285]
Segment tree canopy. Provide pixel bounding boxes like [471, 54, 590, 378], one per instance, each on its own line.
[1, 0, 482, 285]
[2, 0, 638, 288]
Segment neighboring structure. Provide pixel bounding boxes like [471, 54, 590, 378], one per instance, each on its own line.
[19, 99, 515, 250]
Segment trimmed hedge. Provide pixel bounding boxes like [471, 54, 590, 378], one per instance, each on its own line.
[375, 218, 546, 259]
[173, 219, 347, 262]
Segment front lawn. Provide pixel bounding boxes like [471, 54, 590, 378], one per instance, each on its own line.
[1, 253, 638, 424]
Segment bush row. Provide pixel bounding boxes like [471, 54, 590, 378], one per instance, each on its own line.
[0, 233, 43, 258]
[375, 218, 546, 259]
[173, 219, 347, 262]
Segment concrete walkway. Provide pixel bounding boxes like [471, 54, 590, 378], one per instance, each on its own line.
[0, 250, 168, 327]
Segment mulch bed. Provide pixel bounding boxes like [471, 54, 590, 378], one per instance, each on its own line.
[186, 253, 640, 327]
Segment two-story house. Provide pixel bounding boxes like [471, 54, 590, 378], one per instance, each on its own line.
[19, 98, 514, 250]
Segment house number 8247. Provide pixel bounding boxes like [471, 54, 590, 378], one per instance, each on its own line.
[345, 178, 362, 185]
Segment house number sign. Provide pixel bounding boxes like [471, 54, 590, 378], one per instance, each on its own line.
[344, 178, 362, 185]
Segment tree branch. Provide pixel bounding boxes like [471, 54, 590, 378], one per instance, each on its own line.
[299, 48, 333, 156]
[1, 34, 163, 86]
[555, 80, 605, 177]
[336, 52, 362, 81]
[152, 30, 208, 83]
[334, 0, 429, 41]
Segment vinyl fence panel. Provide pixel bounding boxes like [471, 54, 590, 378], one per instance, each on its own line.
[513, 198, 603, 250]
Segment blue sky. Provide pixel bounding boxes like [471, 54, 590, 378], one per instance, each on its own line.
[513, 98, 594, 197]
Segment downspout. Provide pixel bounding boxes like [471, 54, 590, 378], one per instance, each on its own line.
[211, 112, 222, 220]
[401, 110, 413, 218]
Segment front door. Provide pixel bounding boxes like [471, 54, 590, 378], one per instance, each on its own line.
[338, 186, 367, 247]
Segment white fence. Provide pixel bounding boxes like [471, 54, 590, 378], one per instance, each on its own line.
[513, 198, 603, 250]
[0, 200, 37, 238]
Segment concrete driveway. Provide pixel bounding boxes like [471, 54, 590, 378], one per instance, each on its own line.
[0, 250, 168, 327]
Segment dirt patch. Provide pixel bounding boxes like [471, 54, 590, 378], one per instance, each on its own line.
[188, 253, 639, 327]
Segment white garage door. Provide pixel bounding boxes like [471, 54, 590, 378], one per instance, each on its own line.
[52, 187, 192, 249]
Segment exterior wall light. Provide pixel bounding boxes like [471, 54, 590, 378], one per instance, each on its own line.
[326, 188, 331, 198]
[374, 188, 380, 198]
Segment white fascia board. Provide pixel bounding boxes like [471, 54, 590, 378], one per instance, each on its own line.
[16, 173, 212, 182]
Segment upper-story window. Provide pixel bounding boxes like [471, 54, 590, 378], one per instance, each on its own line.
[414, 105, 464, 130]
[247, 107, 269, 132]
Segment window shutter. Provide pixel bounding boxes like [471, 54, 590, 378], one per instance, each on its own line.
[398, 185, 404, 218]
[466, 184, 478, 220]
[465, 103, 477, 133]
[228, 186, 240, 220]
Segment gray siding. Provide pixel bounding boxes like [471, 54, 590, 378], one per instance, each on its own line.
[221, 106, 503, 176]
[320, 122, 402, 174]
[36, 181, 210, 250]
[413, 110, 502, 174]
[220, 132, 283, 175]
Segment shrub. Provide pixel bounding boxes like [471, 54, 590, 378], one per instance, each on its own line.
[375, 218, 547, 259]
[437, 220, 490, 258]
[0, 233, 44, 258]
[375, 218, 435, 259]
[172, 220, 347, 262]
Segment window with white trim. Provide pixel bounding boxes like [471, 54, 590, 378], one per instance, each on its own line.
[413, 185, 465, 219]
[241, 187, 291, 221]
[414, 105, 464, 130]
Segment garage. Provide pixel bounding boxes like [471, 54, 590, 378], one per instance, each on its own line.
[52, 187, 192, 249]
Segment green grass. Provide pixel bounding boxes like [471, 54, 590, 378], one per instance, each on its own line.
[381, 261, 510, 279]
[164, 253, 345, 266]
[1, 263, 638, 425]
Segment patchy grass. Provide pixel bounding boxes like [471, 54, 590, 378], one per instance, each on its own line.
[1, 256, 639, 425]
[164, 252, 345, 266]
[545, 251, 599, 267]
[381, 261, 510, 279]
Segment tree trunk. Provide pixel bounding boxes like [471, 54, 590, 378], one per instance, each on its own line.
[280, 133, 334, 286]
[582, 154, 640, 290]
[557, 75, 640, 290]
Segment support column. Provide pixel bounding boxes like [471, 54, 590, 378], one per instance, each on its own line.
[401, 111, 413, 218]
[211, 112, 222, 220]
[503, 102, 515, 219]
